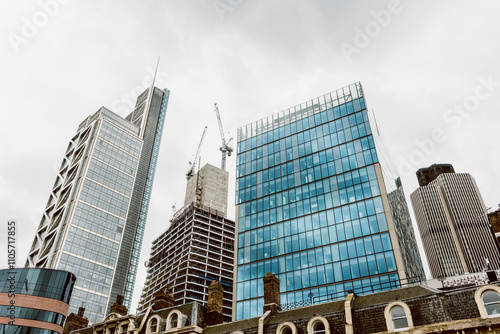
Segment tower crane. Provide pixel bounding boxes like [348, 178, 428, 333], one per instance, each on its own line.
[186, 126, 208, 180]
[214, 103, 233, 171]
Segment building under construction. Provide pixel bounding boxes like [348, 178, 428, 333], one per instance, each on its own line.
[137, 164, 235, 322]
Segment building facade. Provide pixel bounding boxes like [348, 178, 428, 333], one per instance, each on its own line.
[70, 273, 500, 334]
[387, 178, 426, 280]
[25, 85, 170, 323]
[411, 171, 500, 278]
[0, 268, 76, 334]
[138, 164, 235, 322]
[416, 163, 455, 187]
[234, 82, 424, 320]
[184, 164, 229, 217]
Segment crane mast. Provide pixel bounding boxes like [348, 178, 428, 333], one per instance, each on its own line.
[186, 126, 208, 180]
[214, 103, 233, 171]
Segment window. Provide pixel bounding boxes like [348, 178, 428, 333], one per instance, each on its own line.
[170, 313, 178, 329]
[307, 316, 329, 334]
[166, 310, 183, 330]
[276, 322, 297, 334]
[390, 306, 408, 331]
[312, 322, 326, 334]
[475, 285, 500, 318]
[146, 316, 161, 334]
[149, 318, 158, 333]
[482, 290, 500, 316]
[384, 302, 413, 333]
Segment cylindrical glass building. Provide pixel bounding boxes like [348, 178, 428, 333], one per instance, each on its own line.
[0, 268, 76, 334]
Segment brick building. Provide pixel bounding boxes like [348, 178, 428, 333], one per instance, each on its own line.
[69, 272, 500, 334]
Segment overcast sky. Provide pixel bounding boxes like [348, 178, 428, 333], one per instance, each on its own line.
[1, 0, 500, 316]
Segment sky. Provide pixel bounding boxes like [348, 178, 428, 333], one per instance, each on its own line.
[1, 0, 500, 316]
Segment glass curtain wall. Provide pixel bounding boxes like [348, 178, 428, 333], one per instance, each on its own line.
[235, 83, 399, 320]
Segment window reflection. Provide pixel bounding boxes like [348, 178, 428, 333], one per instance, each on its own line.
[390, 306, 409, 331]
[482, 290, 500, 317]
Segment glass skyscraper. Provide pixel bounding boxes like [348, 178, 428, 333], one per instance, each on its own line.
[26, 85, 169, 323]
[234, 82, 423, 320]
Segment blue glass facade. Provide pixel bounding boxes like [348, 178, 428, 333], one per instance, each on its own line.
[235, 83, 402, 320]
[58, 113, 142, 322]
[123, 88, 169, 306]
[26, 86, 170, 324]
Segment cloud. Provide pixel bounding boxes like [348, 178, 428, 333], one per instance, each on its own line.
[1, 0, 500, 314]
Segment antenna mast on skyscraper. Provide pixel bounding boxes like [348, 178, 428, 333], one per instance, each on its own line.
[148, 57, 160, 98]
[138, 57, 161, 136]
[152, 57, 160, 86]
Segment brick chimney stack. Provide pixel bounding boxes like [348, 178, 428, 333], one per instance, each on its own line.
[206, 280, 224, 325]
[62, 307, 89, 334]
[263, 272, 281, 315]
[110, 295, 127, 316]
[152, 290, 176, 310]
[77, 307, 85, 318]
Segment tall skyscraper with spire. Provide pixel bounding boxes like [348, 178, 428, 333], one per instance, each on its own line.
[26, 80, 170, 323]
